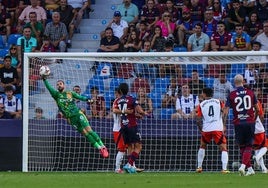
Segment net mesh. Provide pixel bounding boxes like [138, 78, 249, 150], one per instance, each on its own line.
[23, 52, 268, 172]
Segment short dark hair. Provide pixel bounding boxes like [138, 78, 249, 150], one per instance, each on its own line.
[202, 87, 214, 97]
[35, 107, 43, 113]
[252, 41, 261, 47]
[4, 85, 14, 92]
[118, 83, 129, 95]
[4, 55, 12, 60]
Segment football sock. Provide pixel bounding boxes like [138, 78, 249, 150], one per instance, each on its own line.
[256, 147, 267, 160]
[85, 131, 103, 149]
[115, 151, 125, 170]
[128, 152, 139, 166]
[221, 151, 228, 170]
[259, 157, 266, 170]
[242, 146, 252, 168]
[197, 148, 205, 168]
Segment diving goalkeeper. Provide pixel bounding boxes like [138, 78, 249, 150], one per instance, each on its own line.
[42, 76, 109, 158]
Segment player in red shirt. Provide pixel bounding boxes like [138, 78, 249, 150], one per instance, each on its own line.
[224, 74, 259, 176]
[196, 88, 229, 173]
[113, 83, 147, 173]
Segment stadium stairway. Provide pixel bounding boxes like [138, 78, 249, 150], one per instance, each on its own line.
[68, 0, 122, 52]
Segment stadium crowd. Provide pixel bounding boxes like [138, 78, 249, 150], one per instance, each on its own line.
[0, 0, 268, 119]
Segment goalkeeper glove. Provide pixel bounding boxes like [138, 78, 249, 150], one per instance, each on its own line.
[87, 98, 94, 103]
[41, 75, 48, 80]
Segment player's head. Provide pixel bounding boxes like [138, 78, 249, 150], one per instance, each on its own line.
[234, 74, 244, 87]
[57, 80, 65, 92]
[118, 83, 129, 95]
[73, 85, 81, 94]
[202, 87, 214, 98]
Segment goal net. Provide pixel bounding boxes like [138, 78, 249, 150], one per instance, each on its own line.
[23, 51, 268, 172]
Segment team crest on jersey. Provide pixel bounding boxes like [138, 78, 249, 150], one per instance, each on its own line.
[66, 92, 72, 99]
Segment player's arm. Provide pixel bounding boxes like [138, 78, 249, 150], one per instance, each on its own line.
[43, 79, 58, 97]
[72, 92, 93, 103]
[195, 105, 202, 132]
[254, 103, 260, 121]
[222, 106, 229, 126]
[135, 105, 147, 116]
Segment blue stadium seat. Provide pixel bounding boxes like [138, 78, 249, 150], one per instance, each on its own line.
[154, 77, 170, 93]
[109, 77, 125, 91]
[103, 91, 114, 110]
[0, 48, 9, 59]
[148, 90, 162, 108]
[87, 77, 105, 94]
[185, 64, 204, 77]
[203, 77, 215, 88]
[173, 46, 187, 52]
[0, 37, 4, 49]
[230, 64, 246, 77]
[159, 108, 175, 119]
[7, 34, 22, 46]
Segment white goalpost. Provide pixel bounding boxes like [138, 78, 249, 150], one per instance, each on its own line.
[22, 51, 268, 172]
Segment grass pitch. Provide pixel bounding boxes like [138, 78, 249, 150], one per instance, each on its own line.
[0, 171, 267, 188]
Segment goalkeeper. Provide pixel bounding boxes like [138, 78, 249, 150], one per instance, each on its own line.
[42, 76, 109, 158]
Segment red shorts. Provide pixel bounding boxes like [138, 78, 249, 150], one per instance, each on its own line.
[113, 131, 127, 152]
[253, 132, 268, 150]
[201, 131, 227, 145]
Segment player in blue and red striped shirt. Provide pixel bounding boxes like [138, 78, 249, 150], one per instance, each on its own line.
[224, 74, 259, 176]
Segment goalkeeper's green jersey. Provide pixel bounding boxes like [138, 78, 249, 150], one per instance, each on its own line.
[44, 79, 88, 118]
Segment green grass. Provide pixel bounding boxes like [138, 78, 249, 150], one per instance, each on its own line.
[0, 172, 268, 188]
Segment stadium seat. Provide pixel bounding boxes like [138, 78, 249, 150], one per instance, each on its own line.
[185, 64, 204, 77]
[0, 37, 4, 49]
[117, 63, 135, 79]
[87, 77, 105, 94]
[159, 108, 175, 119]
[109, 77, 125, 91]
[203, 77, 215, 88]
[173, 46, 187, 52]
[154, 77, 170, 93]
[7, 34, 22, 46]
[103, 91, 114, 110]
[148, 90, 162, 108]
[131, 77, 150, 93]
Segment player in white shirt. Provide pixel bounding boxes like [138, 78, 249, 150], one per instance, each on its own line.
[253, 100, 268, 173]
[195, 88, 229, 173]
[171, 84, 199, 119]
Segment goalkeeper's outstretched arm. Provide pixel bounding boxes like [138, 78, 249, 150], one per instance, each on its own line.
[42, 77, 58, 98]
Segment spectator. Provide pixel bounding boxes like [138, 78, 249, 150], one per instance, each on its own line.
[104, 11, 128, 44]
[131, 73, 150, 93]
[255, 0, 268, 23]
[253, 86, 268, 115]
[0, 2, 11, 44]
[226, 0, 246, 31]
[138, 20, 151, 41]
[124, 30, 141, 52]
[33, 107, 45, 119]
[159, 40, 183, 78]
[150, 25, 166, 52]
[29, 67, 39, 91]
[213, 71, 234, 102]
[24, 11, 44, 48]
[176, 7, 195, 47]
[1, 0, 17, 28]
[136, 87, 153, 118]
[188, 69, 207, 95]
[39, 37, 56, 52]
[243, 11, 263, 42]
[210, 21, 232, 51]
[171, 83, 199, 119]
[203, 8, 218, 38]
[140, 0, 160, 31]
[242, 0, 256, 15]
[255, 20, 268, 51]
[187, 22, 210, 52]
[244, 64, 258, 88]
[0, 55, 20, 94]
[56, 0, 76, 48]
[162, 76, 181, 108]
[68, 0, 90, 31]
[8, 45, 21, 79]
[155, 11, 176, 39]
[212, 0, 227, 22]
[17, 26, 37, 63]
[189, 0, 204, 23]
[230, 24, 251, 51]
[17, 0, 47, 33]
[0, 102, 12, 119]
[44, 11, 68, 52]
[0, 85, 22, 119]
[98, 27, 120, 52]
[164, 0, 179, 23]
[116, 0, 139, 25]
[88, 86, 105, 119]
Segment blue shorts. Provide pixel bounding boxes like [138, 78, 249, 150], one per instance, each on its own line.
[234, 123, 255, 147]
[120, 126, 141, 145]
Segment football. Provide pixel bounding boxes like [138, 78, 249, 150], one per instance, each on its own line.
[39, 65, 51, 76]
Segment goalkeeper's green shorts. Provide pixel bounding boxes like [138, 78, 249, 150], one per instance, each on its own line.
[68, 111, 90, 132]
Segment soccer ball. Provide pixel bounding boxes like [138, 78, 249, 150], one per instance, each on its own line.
[39, 66, 51, 76]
